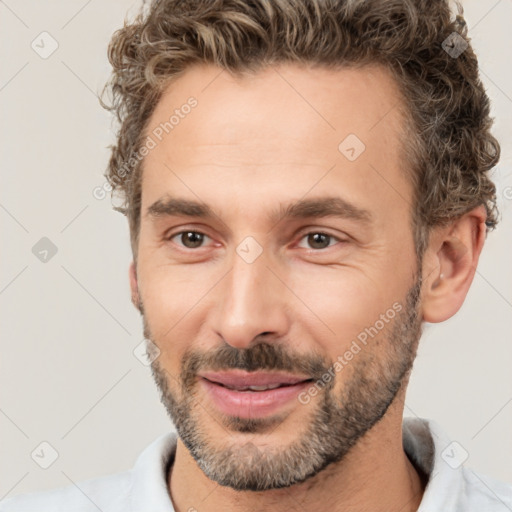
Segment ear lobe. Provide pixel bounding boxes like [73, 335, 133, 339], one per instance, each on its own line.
[129, 262, 141, 312]
[421, 206, 487, 323]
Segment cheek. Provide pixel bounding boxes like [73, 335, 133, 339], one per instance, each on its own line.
[139, 261, 208, 319]
[137, 266, 205, 365]
[289, 267, 402, 341]
[137, 260, 232, 365]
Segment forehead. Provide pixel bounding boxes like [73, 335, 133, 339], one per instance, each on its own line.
[146, 62, 407, 152]
[140, 62, 412, 226]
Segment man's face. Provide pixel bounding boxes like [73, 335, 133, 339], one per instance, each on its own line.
[134, 63, 423, 490]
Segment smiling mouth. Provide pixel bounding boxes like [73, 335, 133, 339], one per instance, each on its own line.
[202, 378, 313, 392]
[197, 369, 316, 418]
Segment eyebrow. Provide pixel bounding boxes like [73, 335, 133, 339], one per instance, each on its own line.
[146, 195, 372, 226]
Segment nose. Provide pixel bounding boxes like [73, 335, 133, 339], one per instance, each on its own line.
[212, 250, 290, 350]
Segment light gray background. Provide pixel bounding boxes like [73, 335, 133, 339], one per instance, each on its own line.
[1, 0, 511, 499]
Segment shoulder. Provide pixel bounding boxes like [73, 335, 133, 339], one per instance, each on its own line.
[0, 432, 178, 512]
[459, 467, 512, 511]
[403, 417, 512, 511]
[0, 470, 132, 512]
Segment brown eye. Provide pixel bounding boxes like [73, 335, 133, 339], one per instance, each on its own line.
[305, 233, 334, 249]
[182, 232, 203, 248]
[170, 231, 209, 249]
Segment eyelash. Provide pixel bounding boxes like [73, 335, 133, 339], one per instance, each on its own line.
[165, 230, 345, 251]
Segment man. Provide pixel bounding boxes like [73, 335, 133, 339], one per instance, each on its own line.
[1, 0, 510, 510]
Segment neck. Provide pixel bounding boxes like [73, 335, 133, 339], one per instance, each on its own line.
[168, 396, 426, 512]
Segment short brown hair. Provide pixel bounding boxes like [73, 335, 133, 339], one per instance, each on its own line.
[100, 0, 500, 259]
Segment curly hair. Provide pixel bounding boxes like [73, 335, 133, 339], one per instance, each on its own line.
[100, 0, 500, 259]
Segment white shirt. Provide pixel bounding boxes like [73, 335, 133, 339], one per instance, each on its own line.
[1, 417, 510, 511]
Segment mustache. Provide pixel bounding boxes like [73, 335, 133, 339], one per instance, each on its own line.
[180, 341, 330, 388]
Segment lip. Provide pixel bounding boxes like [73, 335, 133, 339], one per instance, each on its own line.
[199, 370, 313, 419]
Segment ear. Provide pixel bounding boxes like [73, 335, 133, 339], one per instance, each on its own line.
[129, 261, 141, 312]
[421, 205, 487, 323]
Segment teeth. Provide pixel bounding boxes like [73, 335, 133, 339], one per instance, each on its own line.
[248, 384, 282, 391]
[225, 383, 283, 391]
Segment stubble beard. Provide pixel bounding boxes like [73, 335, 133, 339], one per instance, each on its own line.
[145, 277, 423, 491]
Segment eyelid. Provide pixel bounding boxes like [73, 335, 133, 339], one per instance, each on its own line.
[164, 223, 212, 238]
[294, 223, 348, 239]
